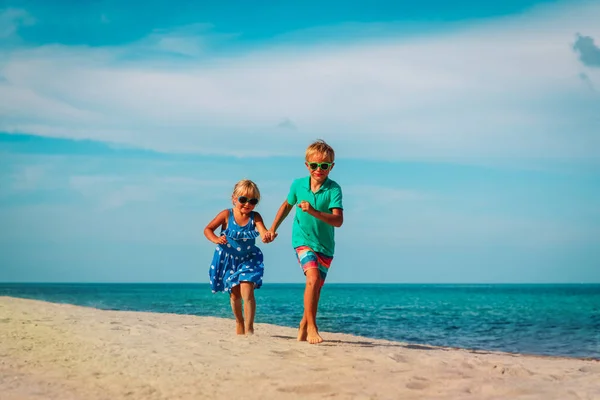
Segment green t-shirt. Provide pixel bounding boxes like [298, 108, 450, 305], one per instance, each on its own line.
[286, 177, 343, 257]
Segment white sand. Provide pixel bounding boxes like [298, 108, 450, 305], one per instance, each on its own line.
[1, 296, 598, 400]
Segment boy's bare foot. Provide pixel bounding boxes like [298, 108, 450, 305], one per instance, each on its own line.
[307, 327, 323, 344]
[245, 324, 254, 335]
[236, 322, 245, 335]
[297, 320, 308, 341]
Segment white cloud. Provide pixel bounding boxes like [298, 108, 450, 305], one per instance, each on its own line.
[345, 188, 600, 248]
[0, 157, 67, 199]
[68, 175, 233, 210]
[139, 23, 237, 57]
[343, 185, 429, 213]
[1, 1, 599, 161]
[1, 164, 47, 193]
[0, 8, 34, 39]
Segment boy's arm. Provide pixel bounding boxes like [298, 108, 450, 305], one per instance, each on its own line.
[266, 181, 297, 241]
[297, 202, 344, 227]
[297, 184, 344, 227]
[269, 200, 294, 233]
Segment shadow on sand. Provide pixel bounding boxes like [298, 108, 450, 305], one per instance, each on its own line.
[270, 334, 442, 350]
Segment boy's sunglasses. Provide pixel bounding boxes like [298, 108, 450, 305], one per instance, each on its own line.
[307, 162, 333, 171]
[238, 196, 259, 205]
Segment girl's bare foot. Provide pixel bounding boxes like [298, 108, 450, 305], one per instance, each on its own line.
[245, 323, 254, 335]
[307, 326, 323, 344]
[236, 321, 245, 335]
[297, 320, 308, 341]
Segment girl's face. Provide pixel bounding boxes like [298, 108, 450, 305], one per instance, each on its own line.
[232, 191, 259, 214]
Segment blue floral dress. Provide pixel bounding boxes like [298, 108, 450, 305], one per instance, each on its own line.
[209, 209, 264, 293]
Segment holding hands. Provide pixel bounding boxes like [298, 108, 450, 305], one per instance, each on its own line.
[262, 201, 313, 244]
[262, 230, 278, 244]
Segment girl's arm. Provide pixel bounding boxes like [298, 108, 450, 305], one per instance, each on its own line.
[253, 212, 269, 239]
[204, 209, 229, 245]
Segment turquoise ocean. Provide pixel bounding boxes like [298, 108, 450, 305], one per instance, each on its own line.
[1, 283, 598, 359]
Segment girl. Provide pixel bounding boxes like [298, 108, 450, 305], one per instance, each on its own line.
[204, 179, 270, 335]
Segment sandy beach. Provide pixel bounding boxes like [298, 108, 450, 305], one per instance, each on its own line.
[1, 296, 598, 400]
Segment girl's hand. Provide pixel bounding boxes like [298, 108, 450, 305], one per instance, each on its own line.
[215, 235, 228, 245]
[297, 201, 314, 214]
[263, 231, 278, 243]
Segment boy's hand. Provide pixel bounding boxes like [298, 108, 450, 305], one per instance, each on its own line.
[297, 201, 314, 214]
[215, 235, 228, 245]
[262, 231, 278, 243]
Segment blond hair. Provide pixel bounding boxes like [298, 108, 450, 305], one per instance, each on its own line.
[305, 139, 335, 162]
[232, 179, 260, 200]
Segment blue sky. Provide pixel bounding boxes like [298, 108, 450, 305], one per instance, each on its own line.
[1, 0, 599, 283]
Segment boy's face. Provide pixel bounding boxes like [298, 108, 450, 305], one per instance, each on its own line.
[305, 153, 334, 184]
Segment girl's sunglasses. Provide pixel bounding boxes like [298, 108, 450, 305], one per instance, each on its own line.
[238, 196, 259, 205]
[307, 162, 333, 171]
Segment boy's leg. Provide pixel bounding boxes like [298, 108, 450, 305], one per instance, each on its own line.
[298, 278, 323, 342]
[295, 246, 332, 343]
[229, 285, 245, 335]
[240, 282, 256, 335]
[298, 316, 307, 341]
[303, 268, 324, 344]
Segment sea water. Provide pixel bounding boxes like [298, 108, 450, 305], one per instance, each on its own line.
[1, 283, 598, 359]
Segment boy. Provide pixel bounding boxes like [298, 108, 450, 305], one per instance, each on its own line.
[266, 139, 343, 344]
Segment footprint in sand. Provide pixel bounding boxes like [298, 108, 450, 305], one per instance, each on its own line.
[579, 365, 600, 374]
[406, 382, 429, 390]
[277, 383, 332, 394]
[406, 376, 430, 390]
[270, 349, 301, 359]
[493, 364, 534, 377]
[388, 353, 408, 363]
[461, 361, 475, 369]
[356, 357, 375, 363]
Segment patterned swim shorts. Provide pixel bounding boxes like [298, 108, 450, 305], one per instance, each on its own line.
[294, 246, 333, 285]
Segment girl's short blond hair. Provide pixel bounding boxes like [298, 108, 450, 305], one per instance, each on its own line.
[232, 179, 261, 200]
[305, 139, 335, 162]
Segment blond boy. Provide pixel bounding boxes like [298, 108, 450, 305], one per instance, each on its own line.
[266, 139, 343, 344]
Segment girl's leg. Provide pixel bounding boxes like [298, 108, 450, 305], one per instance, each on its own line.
[229, 285, 245, 335]
[240, 282, 256, 335]
[301, 269, 323, 344]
